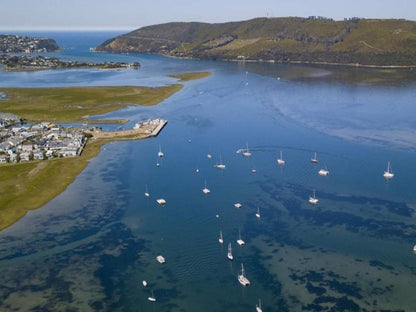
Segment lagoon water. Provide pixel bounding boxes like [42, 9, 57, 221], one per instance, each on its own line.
[1, 31, 416, 311]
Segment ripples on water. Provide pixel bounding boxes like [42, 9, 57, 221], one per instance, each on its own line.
[0, 32, 416, 311]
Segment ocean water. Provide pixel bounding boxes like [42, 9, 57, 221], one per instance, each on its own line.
[0, 32, 416, 311]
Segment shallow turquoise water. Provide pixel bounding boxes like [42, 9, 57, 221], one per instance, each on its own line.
[0, 32, 416, 311]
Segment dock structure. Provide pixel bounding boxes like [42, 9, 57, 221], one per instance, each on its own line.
[88, 119, 167, 140]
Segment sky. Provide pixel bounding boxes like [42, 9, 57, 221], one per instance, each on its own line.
[1, 0, 415, 31]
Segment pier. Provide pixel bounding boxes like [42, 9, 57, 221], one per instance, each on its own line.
[88, 119, 167, 140]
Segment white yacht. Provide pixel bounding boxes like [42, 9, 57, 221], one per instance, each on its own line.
[238, 263, 250, 286]
[237, 229, 245, 246]
[148, 290, 156, 302]
[142, 280, 148, 287]
[256, 299, 263, 312]
[311, 152, 318, 163]
[156, 255, 165, 264]
[242, 143, 252, 157]
[383, 161, 394, 179]
[144, 184, 150, 198]
[277, 150, 285, 165]
[255, 206, 261, 219]
[215, 155, 226, 169]
[157, 145, 164, 158]
[156, 198, 166, 205]
[219, 230, 224, 244]
[318, 166, 329, 176]
[413, 244, 416, 252]
[308, 190, 319, 205]
[234, 203, 242, 209]
[227, 243, 233, 260]
[202, 181, 211, 194]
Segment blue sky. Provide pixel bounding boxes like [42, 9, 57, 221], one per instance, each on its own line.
[1, 0, 415, 30]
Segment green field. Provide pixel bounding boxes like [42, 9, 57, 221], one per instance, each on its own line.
[168, 71, 211, 81]
[0, 85, 183, 122]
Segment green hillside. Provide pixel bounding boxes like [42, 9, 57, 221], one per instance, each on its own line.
[96, 17, 416, 66]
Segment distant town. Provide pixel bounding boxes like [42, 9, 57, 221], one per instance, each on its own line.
[0, 54, 140, 71]
[0, 34, 140, 71]
[0, 34, 59, 53]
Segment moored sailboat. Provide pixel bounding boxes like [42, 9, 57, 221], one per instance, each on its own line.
[277, 150, 285, 165]
[227, 243, 233, 260]
[383, 161, 394, 179]
[238, 263, 250, 286]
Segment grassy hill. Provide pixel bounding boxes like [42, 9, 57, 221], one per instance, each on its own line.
[96, 17, 416, 66]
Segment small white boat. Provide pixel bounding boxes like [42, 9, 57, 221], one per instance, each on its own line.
[156, 255, 165, 264]
[207, 154, 212, 159]
[255, 206, 261, 219]
[251, 168, 257, 173]
[156, 198, 166, 205]
[148, 290, 156, 302]
[157, 145, 164, 158]
[196, 168, 200, 173]
[142, 280, 148, 287]
[256, 298, 263, 312]
[227, 243, 233, 260]
[218, 230, 224, 244]
[413, 244, 416, 252]
[318, 166, 329, 176]
[242, 143, 252, 157]
[144, 184, 150, 198]
[238, 263, 250, 286]
[237, 229, 245, 246]
[202, 181, 211, 194]
[156, 162, 160, 167]
[308, 190, 319, 205]
[234, 203, 242, 209]
[383, 161, 394, 179]
[277, 150, 285, 165]
[311, 152, 318, 163]
[214, 155, 226, 169]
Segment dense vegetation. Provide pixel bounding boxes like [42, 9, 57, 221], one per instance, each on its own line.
[96, 17, 416, 66]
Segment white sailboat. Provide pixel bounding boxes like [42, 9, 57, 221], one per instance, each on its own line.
[234, 203, 242, 209]
[242, 143, 252, 157]
[214, 155, 226, 169]
[277, 150, 285, 165]
[142, 280, 148, 287]
[318, 165, 329, 176]
[238, 263, 250, 286]
[413, 244, 416, 252]
[219, 230, 224, 244]
[148, 290, 156, 302]
[237, 229, 245, 246]
[383, 161, 394, 179]
[144, 184, 150, 198]
[311, 152, 318, 163]
[156, 255, 165, 263]
[255, 206, 261, 219]
[256, 298, 263, 312]
[227, 243, 233, 260]
[157, 145, 164, 158]
[156, 198, 166, 205]
[308, 189, 319, 205]
[202, 181, 211, 194]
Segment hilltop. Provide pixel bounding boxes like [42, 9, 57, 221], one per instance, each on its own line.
[96, 17, 416, 67]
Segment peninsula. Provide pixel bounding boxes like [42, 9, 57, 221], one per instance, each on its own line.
[0, 54, 140, 71]
[0, 71, 210, 231]
[96, 17, 416, 67]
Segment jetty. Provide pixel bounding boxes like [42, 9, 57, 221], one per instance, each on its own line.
[88, 118, 167, 140]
